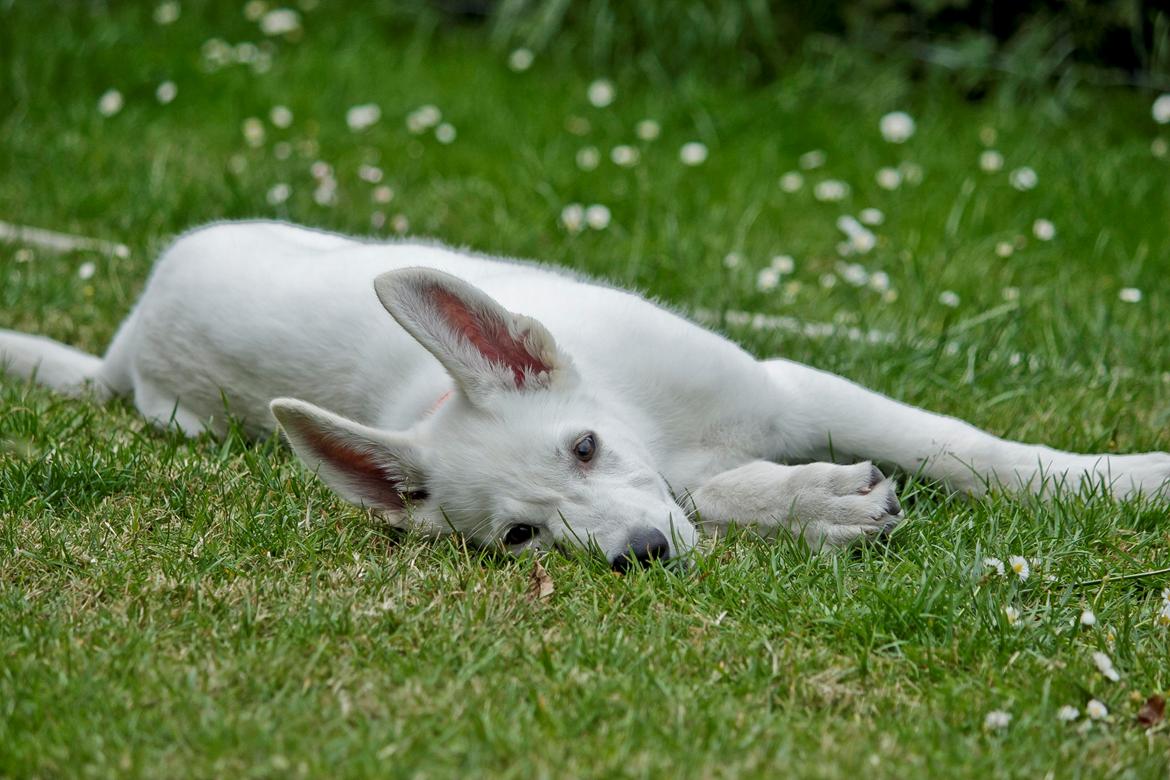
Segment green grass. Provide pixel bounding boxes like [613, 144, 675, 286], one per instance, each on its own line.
[2, 3, 1170, 778]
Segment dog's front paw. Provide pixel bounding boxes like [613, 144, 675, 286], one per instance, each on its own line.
[689, 460, 904, 550]
[785, 461, 904, 549]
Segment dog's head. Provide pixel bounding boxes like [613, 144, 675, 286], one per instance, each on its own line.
[271, 268, 697, 570]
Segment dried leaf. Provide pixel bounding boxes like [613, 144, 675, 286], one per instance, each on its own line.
[1137, 695, 1165, 728]
[527, 559, 554, 602]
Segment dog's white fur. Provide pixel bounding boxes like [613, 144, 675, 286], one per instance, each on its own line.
[3, 221, 1169, 565]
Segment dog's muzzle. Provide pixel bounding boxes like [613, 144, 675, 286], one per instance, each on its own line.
[610, 528, 671, 573]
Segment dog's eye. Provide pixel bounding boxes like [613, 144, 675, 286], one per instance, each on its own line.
[572, 433, 597, 463]
[503, 524, 538, 546]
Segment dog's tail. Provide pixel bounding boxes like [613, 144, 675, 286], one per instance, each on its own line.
[0, 324, 131, 401]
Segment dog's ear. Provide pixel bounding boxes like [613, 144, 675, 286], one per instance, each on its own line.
[270, 398, 427, 511]
[373, 268, 574, 403]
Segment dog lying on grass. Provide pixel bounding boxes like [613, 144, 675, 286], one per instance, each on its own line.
[3, 221, 1168, 569]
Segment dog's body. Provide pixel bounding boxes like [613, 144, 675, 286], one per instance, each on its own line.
[3, 221, 1168, 566]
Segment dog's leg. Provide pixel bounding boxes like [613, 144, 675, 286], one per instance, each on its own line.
[687, 460, 902, 548]
[764, 358, 1170, 499]
[0, 329, 115, 399]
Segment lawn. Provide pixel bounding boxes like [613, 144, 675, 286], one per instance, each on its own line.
[2, 3, 1169, 777]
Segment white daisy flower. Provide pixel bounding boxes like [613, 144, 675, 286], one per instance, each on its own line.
[234, 42, 258, 64]
[1080, 609, 1096, 627]
[979, 150, 1004, 172]
[406, 105, 440, 134]
[98, 89, 124, 117]
[983, 557, 1005, 576]
[779, 171, 804, 192]
[859, 208, 884, 226]
[995, 241, 1014, 258]
[78, 261, 97, 280]
[836, 217, 875, 254]
[1092, 651, 1120, 682]
[259, 8, 300, 36]
[370, 211, 386, 230]
[723, 252, 743, 270]
[266, 183, 291, 205]
[560, 203, 585, 234]
[799, 150, 825, 170]
[770, 255, 795, 274]
[1009, 555, 1029, 580]
[201, 38, 232, 69]
[757, 267, 781, 292]
[586, 79, 615, 108]
[312, 179, 336, 207]
[346, 103, 381, 132]
[984, 710, 1012, 730]
[819, 272, 838, 289]
[1153, 94, 1170, 124]
[242, 117, 265, 147]
[1032, 219, 1056, 241]
[813, 180, 849, 202]
[1086, 699, 1108, 720]
[576, 146, 600, 171]
[900, 162, 924, 185]
[635, 119, 661, 141]
[391, 214, 410, 234]
[358, 164, 383, 183]
[243, 1, 266, 21]
[838, 262, 869, 286]
[1009, 167, 1038, 191]
[679, 142, 708, 166]
[875, 167, 902, 190]
[1118, 287, 1142, 303]
[868, 271, 890, 293]
[938, 290, 960, 308]
[269, 105, 293, 128]
[1003, 605, 1020, 625]
[156, 81, 178, 105]
[435, 123, 456, 144]
[610, 145, 639, 167]
[879, 111, 915, 144]
[1056, 706, 1079, 722]
[153, 1, 180, 25]
[1158, 601, 1170, 626]
[309, 160, 332, 179]
[508, 48, 534, 72]
[372, 185, 394, 204]
[584, 204, 611, 230]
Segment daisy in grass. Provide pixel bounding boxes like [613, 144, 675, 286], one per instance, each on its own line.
[1009, 555, 1029, 581]
[984, 710, 1011, 731]
[1086, 699, 1108, 720]
[1092, 651, 1120, 682]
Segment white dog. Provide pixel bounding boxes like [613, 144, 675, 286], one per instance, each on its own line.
[3, 221, 1168, 569]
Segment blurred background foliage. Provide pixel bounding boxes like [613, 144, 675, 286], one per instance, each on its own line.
[397, 0, 1170, 97]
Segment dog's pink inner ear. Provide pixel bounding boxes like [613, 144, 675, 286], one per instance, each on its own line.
[304, 432, 409, 510]
[428, 285, 551, 387]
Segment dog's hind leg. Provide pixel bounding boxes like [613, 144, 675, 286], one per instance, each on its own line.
[0, 328, 117, 400]
[1, 310, 145, 409]
[763, 358, 1170, 500]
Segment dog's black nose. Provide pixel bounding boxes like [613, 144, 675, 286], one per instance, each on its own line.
[611, 529, 671, 573]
